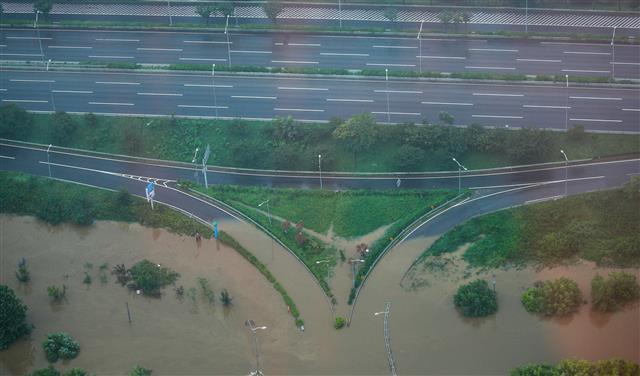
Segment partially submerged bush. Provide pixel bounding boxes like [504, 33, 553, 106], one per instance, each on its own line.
[591, 272, 640, 312]
[521, 277, 583, 316]
[42, 332, 80, 363]
[128, 260, 179, 297]
[453, 279, 498, 317]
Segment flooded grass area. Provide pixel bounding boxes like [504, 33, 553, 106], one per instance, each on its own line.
[1, 215, 638, 375]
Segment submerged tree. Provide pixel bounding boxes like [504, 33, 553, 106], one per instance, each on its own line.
[0, 285, 31, 350]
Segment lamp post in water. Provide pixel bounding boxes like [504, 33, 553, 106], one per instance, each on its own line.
[245, 320, 267, 376]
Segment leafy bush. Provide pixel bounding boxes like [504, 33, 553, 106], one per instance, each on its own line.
[16, 259, 30, 282]
[220, 289, 233, 306]
[591, 272, 640, 312]
[511, 359, 639, 376]
[521, 278, 583, 316]
[63, 368, 90, 376]
[29, 366, 61, 376]
[49, 111, 77, 146]
[0, 103, 33, 139]
[129, 260, 179, 296]
[130, 366, 152, 376]
[0, 285, 31, 350]
[453, 279, 498, 317]
[334, 316, 346, 329]
[393, 145, 426, 171]
[42, 332, 80, 363]
[47, 285, 67, 302]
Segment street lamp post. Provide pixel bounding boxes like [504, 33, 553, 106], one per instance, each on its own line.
[348, 258, 365, 288]
[46, 144, 52, 178]
[417, 20, 425, 74]
[46, 59, 56, 111]
[611, 26, 617, 81]
[33, 10, 41, 28]
[192, 147, 199, 179]
[374, 302, 397, 376]
[211, 64, 219, 119]
[245, 320, 267, 376]
[525, 0, 528, 34]
[338, 0, 342, 29]
[451, 157, 467, 194]
[564, 74, 569, 132]
[167, 0, 173, 26]
[258, 199, 272, 225]
[225, 15, 232, 67]
[385, 68, 390, 123]
[560, 149, 569, 196]
[318, 154, 323, 190]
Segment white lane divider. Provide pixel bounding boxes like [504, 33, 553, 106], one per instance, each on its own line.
[95, 38, 140, 42]
[0, 155, 16, 160]
[88, 55, 133, 59]
[271, 60, 319, 64]
[1, 53, 43, 57]
[373, 45, 417, 49]
[422, 101, 473, 106]
[320, 52, 369, 57]
[374, 90, 423, 94]
[2, 99, 48, 103]
[232, 96, 277, 100]
[274, 108, 324, 112]
[48, 46, 92, 49]
[622, 108, 640, 112]
[89, 102, 134, 106]
[327, 98, 374, 103]
[137, 92, 183, 96]
[570, 118, 622, 123]
[523, 105, 570, 109]
[516, 58, 561, 63]
[473, 93, 524, 97]
[183, 40, 231, 44]
[366, 63, 416, 67]
[52, 90, 93, 94]
[184, 84, 233, 88]
[563, 51, 610, 55]
[179, 57, 227, 62]
[466, 66, 516, 70]
[570, 96, 622, 101]
[469, 48, 519, 52]
[10, 79, 55, 83]
[231, 50, 272, 54]
[287, 43, 321, 47]
[178, 105, 228, 109]
[95, 81, 140, 85]
[373, 111, 421, 116]
[562, 69, 610, 73]
[6, 37, 52, 40]
[473, 115, 523, 119]
[278, 87, 328, 91]
[417, 55, 465, 60]
[137, 48, 183, 52]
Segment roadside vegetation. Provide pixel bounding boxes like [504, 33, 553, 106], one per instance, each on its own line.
[453, 279, 498, 317]
[42, 332, 80, 363]
[591, 272, 640, 313]
[419, 178, 640, 269]
[511, 359, 640, 376]
[521, 277, 583, 316]
[0, 171, 304, 327]
[0, 284, 32, 350]
[1, 106, 638, 173]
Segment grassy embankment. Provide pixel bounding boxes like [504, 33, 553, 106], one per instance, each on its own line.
[3, 108, 639, 173]
[417, 178, 640, 270]
[191, 184, 458, 303]
[0, 171, 305, 328]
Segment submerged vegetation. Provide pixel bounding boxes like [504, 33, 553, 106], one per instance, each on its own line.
[521, 278, 583, 316]
[591, 272, 640, 313]
[42, 332, 80, 363]
[511, 358, 640, 376]
[420, 178, 640, 269]
[453, 279, 498, 317]
[0, 285, 31, 350]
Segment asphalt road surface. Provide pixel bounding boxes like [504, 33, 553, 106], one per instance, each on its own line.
[2, 28, 639, 79]
[1, 69, 638, 132]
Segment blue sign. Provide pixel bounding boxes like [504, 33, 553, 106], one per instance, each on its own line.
[146, 182, 155, 195]
[212, 221, 218, 239]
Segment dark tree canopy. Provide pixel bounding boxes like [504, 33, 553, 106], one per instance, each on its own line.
[453, 279, 498, 317]
[0, 284, 31, 350]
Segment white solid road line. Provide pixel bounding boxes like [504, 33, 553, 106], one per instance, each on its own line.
[271, 60, 319, 64]
[178, 105, 228, 109]
[320, 52, 369, 57]
[570, 118, 623, 123]
[10, 79, 55, 83]
[231, 50, 272, 54]
[366, 63, 416, 67]
[469, 48, 519, 52]
[95, 81, 140, 85]
[622, 108, 640, 112]
[372, 111, 421, 116]
[541, 41, 608, 46]
[473, 93, 524, 97]
[52, 90, 94, 94]
[326, 98, 374, 102]
[179, 57, 227, 62]
[563, 51, 610, 55]
[2, 99, 48, 103]
[137, 92, 183, 96]
[0, 89, 6, 92]
[89, 102, 134, 106]
[374, 90, 423, 94]
[611, 62, 640, 65]
[232, 96, 277, 100]
[373, 45, 417, 49]
[422, 101, 473, 106]
[274, 108, 325, 112]
[278, 87, 329, 91]
[137, 48, 183, 52]
[1, 53, 43, 57]
[525, 195, 563, 204]
[570, 96, 622, 101]
[95, 38, 140, 42]
[417, 55, 466, 60]
[6, 36, 52, 40]
[562, 69, 610, 73]
[466, 66, 516, 70]
[48, 45, 92, 49]
[88, 55, 133, 59]
[0, 155, 16, 160]
[288, 43, 321, 47]
[523, 105, 570, 109]
[473, 115, 523, 119]
[516, 59, 562, 63]
[184, 84, 234, 88]
[183, 40, 231, 44]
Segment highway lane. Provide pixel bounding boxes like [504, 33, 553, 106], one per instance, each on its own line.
[1, 69, 639, 132]
[1, 28, 639, 79]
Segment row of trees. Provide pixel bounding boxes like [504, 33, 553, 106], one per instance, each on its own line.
[511, 358, 639, 376]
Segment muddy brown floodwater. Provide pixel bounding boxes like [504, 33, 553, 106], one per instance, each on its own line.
[1, 215, 638, 375]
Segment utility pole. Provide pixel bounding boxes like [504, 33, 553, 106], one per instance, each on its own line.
[560, 149, 569, 196]
[452, 157, 467, 194]
[338, 0, 342, 29]
[225, 15, 232, 67]
[611, 26, 617, 81]
[564, 74, 569, 132]
[374, 302, 396, 376]
[258, 199, 272, 225]
[417, 20, 425, 74]
[167, 0, 172, 26]
[385, 68, 390, 123]
[46, 144, 52, 178]
[318, 154, 323, 190]
[525, 0, 528, 34]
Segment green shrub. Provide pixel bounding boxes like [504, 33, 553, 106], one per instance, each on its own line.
[130, 366, 152, 376]
[0, 285, 31, 350]
[47, 285, 67, 302]
[591, 272, 640, 312]
[62, 368, 90, 376]
[0, 103, 33, 139]
[511, 359, 639, 376]
[42, 332, 80, 363]
[129, 260, 179, 296]
[521, 278, 583, 316]
[29, 366, 61, 376]
[334, 316, 346, 329]
[453, 279, 498, 317]
[15, 259, 30, 282]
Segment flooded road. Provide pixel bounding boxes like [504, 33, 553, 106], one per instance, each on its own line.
[1, 215, 638, 375]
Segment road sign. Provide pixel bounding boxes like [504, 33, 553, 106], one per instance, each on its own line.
[145, 182, 155, 209]
[212, 220, 218, 239]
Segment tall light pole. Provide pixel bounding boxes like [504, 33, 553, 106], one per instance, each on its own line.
[33, 10, 41, 28]
[611, 26, 617, 81]
[564, 74, 569, 132]
[452, 157, 467, 194]
[191, 147, 199, 179]
[338, 0, 342, 29]
[374, 302, 397, 376]
[417, 20, 425, 74]
[46, 144, 52, 178]
[560, 149, 568, 196]
[167, 0, 173, 26]
[258, 199, 272, 225]
[224, 15, 232, 67]
[211, 64, 219, 119]
[245, 320, 267, 376]
[318, 154, 323, 189]
[385, 68, 390, 123]
[47, 59, 56, 111]
[525, 0, 528, 34]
